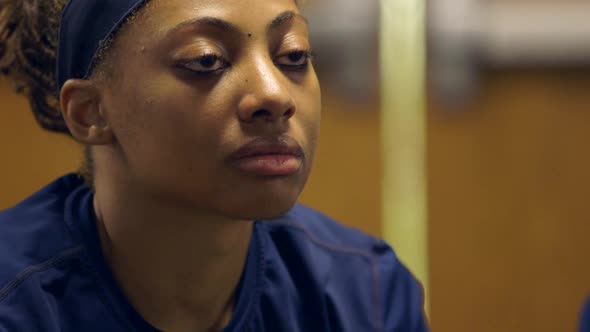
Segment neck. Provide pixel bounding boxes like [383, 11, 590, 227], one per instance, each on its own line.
[92, 174, 253, 332]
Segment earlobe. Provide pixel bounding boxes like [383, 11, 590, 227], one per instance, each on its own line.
[60, 79, 114, 145]
[88, 124, 114, 143]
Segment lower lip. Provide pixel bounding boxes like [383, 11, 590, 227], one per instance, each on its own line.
[231, 154, 302, 176]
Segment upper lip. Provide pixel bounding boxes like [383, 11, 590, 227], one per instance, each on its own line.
[228, 136, 304, 161]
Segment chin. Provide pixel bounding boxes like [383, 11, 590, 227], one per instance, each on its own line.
[220, 181, 304, 221]
[247, 197, 299, 220]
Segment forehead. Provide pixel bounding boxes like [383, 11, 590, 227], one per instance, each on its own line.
[133, 0, 301, 36]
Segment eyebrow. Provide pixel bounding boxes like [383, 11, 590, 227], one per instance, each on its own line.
[166, 10, 308, 37]
[268, 11, 308, 31]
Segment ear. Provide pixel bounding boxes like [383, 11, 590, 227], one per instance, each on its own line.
[60, 79, 115, 145]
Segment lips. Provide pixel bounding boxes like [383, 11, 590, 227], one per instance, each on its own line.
[227, 136, 304, 176]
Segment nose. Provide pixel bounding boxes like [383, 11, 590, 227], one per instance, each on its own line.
[237, 57, 296, 124]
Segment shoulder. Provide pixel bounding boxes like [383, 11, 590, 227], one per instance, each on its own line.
[259, 204, 429, 331]
[259, 204, 393, 286]
[0, 175, 85, 308]
[260, 204, 411, 276]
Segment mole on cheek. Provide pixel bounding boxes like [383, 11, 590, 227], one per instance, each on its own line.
[247, 33, 252, 38]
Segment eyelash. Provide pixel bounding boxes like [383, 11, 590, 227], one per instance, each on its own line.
[177, 53, 229, 75]
[178, 49, 314, 76]
[276, 49, 315, 71]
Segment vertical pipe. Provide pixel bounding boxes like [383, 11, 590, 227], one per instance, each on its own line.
[380, 0, 429, 311]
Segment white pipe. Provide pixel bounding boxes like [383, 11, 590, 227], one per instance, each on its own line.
[380, 0, 429, 312]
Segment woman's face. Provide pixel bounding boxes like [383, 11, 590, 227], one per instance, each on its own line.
[98, 0, 321, 219]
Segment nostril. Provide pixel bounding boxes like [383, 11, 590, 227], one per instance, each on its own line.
[252, 109, 272, 119]
[283, 108, 295, 118]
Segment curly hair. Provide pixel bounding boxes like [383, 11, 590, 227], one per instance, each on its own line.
[0, 0, 69, 134]
[0, 0, 147, 183]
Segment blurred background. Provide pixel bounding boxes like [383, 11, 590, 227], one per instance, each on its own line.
[2, 0, 590, 331]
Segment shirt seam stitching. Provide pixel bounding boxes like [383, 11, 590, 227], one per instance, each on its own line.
[0, 246, 84, 303]
[263, 220, 384, 332]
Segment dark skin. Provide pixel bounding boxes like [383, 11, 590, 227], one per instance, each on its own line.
[59, 0, 321, 331]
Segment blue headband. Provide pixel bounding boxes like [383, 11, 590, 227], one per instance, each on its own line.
[56, 0, 147, 90]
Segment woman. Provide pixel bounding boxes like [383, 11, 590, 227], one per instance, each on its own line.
[0, 0, 428, 331]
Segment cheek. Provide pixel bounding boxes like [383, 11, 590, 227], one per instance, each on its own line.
[296, 74, 322, 146]
[106, 75, 231, 172]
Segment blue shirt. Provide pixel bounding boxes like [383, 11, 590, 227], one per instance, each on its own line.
[581, 298, 590, 332]
[0, 174, 428, 331]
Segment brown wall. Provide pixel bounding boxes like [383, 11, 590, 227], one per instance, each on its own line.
[428, 69, 590, 332]
[0, 80, 80, 206]
[299, 96, 382, 237]
[0, 81, 382, 236]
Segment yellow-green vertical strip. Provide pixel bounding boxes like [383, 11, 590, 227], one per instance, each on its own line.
[379, 0, 429, 312]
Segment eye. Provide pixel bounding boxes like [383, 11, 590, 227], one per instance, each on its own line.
[178, 53, 229, 73]
[275, 50, 313, 70]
